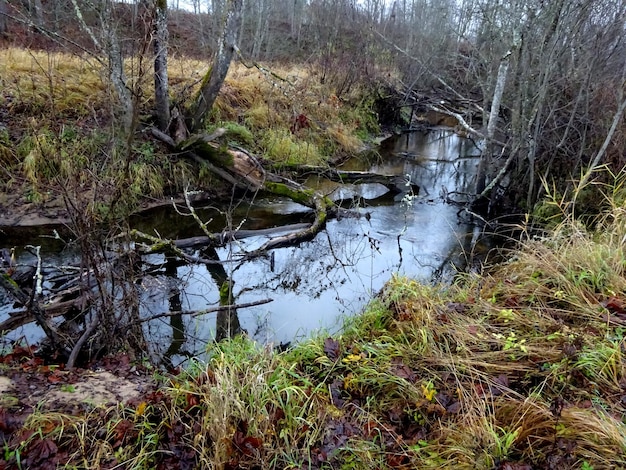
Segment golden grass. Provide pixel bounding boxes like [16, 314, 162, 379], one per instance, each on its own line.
[1, 46, 377, 205]
[1, 48, 105, 117]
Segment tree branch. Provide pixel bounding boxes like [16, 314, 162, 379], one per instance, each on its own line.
[133, 298, 273, 324]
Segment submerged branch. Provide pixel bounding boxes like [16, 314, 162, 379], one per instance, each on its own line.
[0, 271, 71, 355]
[133, 298, 273, 324]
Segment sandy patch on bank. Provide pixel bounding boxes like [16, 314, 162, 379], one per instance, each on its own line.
[0, 369, 155, 412]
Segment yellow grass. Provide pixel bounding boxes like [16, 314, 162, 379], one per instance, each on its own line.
[1, 47, 374, 169]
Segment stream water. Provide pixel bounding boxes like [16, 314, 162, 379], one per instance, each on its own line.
[1, 129, 486, 365]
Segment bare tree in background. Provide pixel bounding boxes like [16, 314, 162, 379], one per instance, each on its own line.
[358, 0, 626, 212]
[0, 0, 8, 36]
[153, 0, 171, 131]
[189, 0, 242, 132]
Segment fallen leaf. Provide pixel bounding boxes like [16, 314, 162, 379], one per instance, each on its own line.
[24, 438, 58, 470]
[323, 338, 341, 361]
[390, 362, 415, 382]
[240, 436, 263, 455]
[490, 374, 509, 396]
[111, 419, 134, 448]
[386, 453, 410, 467]
[602, 296, 626, 314]
[47, 371, 64, 384]
[185, 393, 200, 410]
[446, 401, 462, 414]
[421, 383, 436, 401]
[135, 401, 147, 417]
[342, 354, 362, 363]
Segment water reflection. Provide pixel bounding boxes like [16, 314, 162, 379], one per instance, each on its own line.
[143, 129, 483, 365]
[1, 130, 485, 366]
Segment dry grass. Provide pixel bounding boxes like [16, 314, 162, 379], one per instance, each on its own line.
[1, 46, 377, 209]
[0, 48, 106, 118]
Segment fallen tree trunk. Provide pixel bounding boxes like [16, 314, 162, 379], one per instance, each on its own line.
[0, 272, 71, 355]
[152, 127, 338, 255]
[170, 223, 312, 249]
[293, 167, 418, 195]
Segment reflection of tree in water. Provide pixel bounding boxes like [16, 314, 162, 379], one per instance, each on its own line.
[380, 130, 479, 199]
[161, 256, 186, 370]
[236, 229, 373, 302]
[202, 246, 242, 342]
[158, 246, 242, 368]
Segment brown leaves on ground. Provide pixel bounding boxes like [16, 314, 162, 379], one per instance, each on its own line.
[0, 346, 159, 469]
[323, 337, 341, 361]
[23, 438, 62, 470]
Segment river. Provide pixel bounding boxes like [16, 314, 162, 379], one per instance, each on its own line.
[1, 129, 485, 366]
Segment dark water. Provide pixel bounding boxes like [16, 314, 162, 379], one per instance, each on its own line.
[1, 129, 485, 365]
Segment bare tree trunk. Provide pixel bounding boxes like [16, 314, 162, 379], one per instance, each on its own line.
[576, 82, 626, 193]
[0, 0, 7, 36]
[251, 0, 268, 59]
[70, 0, 134, 133]
[153, 0, 171, 131]
[32, 0, 43, 27]
[475, 50, 510, 197]
[105, 22, 134, 133]
[190, 0, 243, 132]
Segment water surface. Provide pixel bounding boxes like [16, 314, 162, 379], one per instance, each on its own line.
[1, 129, 485, 365]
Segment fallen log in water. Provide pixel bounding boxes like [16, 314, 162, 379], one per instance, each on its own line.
[322, 169, 419, 195]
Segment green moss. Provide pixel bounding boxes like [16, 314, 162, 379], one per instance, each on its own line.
[219, 280, 234, 304]
[261, 128, 324, 166]
[2, 273, 20, 289]
[263, 181, 315, 205]
[214, 122, 254, 146]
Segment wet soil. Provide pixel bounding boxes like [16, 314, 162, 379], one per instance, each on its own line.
[0, 189, 70, 227]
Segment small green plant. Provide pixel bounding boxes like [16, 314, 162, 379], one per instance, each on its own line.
[485, 422, 520, 462]
[498, 308, 515, 323]
[493, 331, 528, 357]
[575, 340, 624, 386]
[3, 442, 22, 469]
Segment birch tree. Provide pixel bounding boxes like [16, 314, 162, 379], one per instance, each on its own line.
[69, 0, 134, 132]
[0, 0, 7, 36]
[153, 0, 171, 132]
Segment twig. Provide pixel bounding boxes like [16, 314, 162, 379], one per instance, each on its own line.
[233, 44, 295, 87]
[133, 298, 273, 324]
[0, 271, 70, 355]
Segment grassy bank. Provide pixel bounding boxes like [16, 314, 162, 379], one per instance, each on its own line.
[2, 183, 626, 469]
[0, 47, 380, 218]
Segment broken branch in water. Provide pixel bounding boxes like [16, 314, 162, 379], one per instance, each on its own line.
[0, 269, 71, 356]
[132, 298, 273, 324]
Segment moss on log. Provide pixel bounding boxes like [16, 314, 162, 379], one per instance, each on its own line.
[263, 181, 316, 204]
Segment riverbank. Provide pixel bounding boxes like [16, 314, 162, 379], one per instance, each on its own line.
[2, 189, 625, 469]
